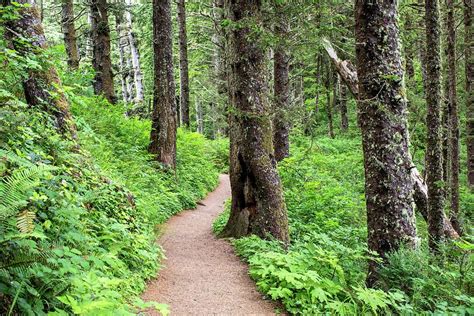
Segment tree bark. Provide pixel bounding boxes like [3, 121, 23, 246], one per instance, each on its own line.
[149, 0, 177, 169]
[465, 0, 474, 187]
[61, 0, 79, 69]
[326, 64, 335, 139]
[446, 0, 461, 233]
[177, 0, 190, 127]
[219, 0, 289, 245]
[323, 37, 459, 240]
[90, 0, 115, 104]
[355, 0, 418, 287]
[195, 99, 203, 134]
[339, 76, 348, 132]
[425, 0, 445, 250]
[115, 12, 132, 103]
[272, 10, 290, 162]
[6, 0, 77, 140]
[125, 0, 144, 104]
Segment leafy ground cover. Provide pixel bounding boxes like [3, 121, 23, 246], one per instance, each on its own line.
[214, 135, 473, 315]
[1, 60, 222, 314]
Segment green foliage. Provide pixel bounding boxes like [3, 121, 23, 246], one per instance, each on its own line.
[212, 199, 230, 235]
[218, 135, 474, 315]
[0, 51, 220, 314]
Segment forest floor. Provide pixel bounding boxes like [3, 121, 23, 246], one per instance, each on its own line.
[142, 174, 280, 315]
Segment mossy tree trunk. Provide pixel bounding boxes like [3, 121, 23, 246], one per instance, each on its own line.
[61, 0, 79, 69]
[446, 0, 461, 233]
[177, 0, 190, 127]
[425, 0, 445, 251]
[6, 0, 77, 140]
[465, 0, 474, 188]
[355, 0, 418, 287]
[219, 0, 289, 245]
[272, 7, 290, 162]
[149, 0, 177, 169]
[90, 0, 115, 104]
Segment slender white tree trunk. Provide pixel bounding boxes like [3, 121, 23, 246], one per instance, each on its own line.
[125, 0, 144, 103]
[116, 14, 132, 103]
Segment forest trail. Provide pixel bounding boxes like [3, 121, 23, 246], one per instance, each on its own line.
[142, 174, 279, 315]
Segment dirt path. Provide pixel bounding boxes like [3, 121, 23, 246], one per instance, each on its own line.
[142, 174, 279, 316]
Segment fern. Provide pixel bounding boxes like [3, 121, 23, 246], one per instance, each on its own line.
[16, 209, 36, 234]
[0, 164, 50, 219]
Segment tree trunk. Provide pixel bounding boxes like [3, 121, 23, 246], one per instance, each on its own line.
[61, 0, 79, 69]
[355, 0, 418, 287]
[326, 63, 335, 139]
[323, 37, 459, 240]
[425, 0, 445, 250]
[404, 12, 415, 80]
[339, 76, 348, 132]
[115, 12, 132, 103]
[465, 0, 474, 187]
[219, 0, 289, 245]
[125, 0, 144, 104]
[6, 0, 77, 140]
[149, 0, 177, 169]
[195, 99, 204, 134]
[177, 0, 190, 127]
[272, 10, 290, 162]
[90, 0, 115, 104]
[446, 0, 461, 233]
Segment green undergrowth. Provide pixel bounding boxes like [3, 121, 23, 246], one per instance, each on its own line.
[1, 60, 221, 314]
[214, 135, 473, 315]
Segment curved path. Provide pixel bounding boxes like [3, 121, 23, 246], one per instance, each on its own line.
[142, 174, 279, 315]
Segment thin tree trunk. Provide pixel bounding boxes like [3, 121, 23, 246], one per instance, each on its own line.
[195, 99, 203, 134]
[315, 54, 322, 114]
[355, 0, 418, 287]
[273, 9, 290, 162]
[446, 0, 461, 233]
[90, 0, 116, 104]
[419, 0, 428, 94]
[404, 12, 415, 79]
[219, 0, 289, 245]
[149, 0, 177, 169]
[339, 76, 348, 132]
[6, 0, 77, 140]
[61, 0, 79, 69]
[115, 12, 132, 103]
[125, 0, 144, 103]
[465, 0, 474, 187]
[425, 0, 445, 251]
[177, 0, 190, 127]
[326, 63, 335, 139]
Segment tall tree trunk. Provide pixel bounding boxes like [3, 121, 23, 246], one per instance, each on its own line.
[125, 0, 144, 103]
[149, 0, 177, 169]
[339, 76, 348, 132]
[404, 12, 415, 80]
[323, 38, 459, 240]
[177, 0, 190, 127]
[465, 0, 474, 187]
[115, 12, 132, 103]
[61, 0, 79, 69]
[419, 0, 428, 94]
[90, 0, 115, 104]
[195, 99, 203, 134]
[6, 0, 77, 140]
[219, 0, 289, 245]
[355, 0, 417, 287]
[272, 9, 290, 162]
[425, 0, 445, 250]
[326, 63, 335, 139]
[446, 0, 461, 233]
